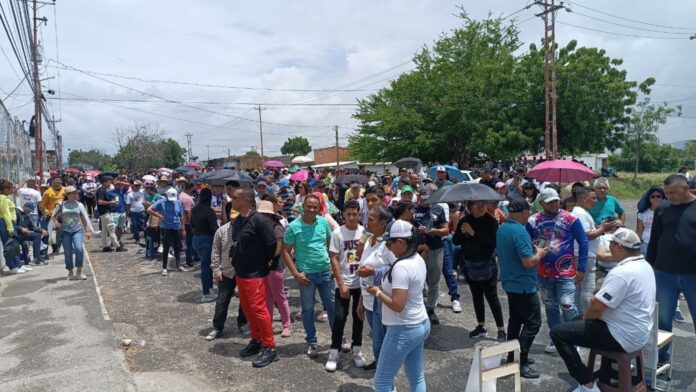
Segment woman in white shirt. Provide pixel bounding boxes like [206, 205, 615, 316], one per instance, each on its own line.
[635, 186, 665, 255]
[367, 219, 429, 392]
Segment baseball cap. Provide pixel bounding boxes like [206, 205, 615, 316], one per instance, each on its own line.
[495, 182, 506, 189]
[134, 180, 142, 186]
[278, 178, 289, 188]
[65, 185, 78, 194]
[507, 197, 530, 213]
[419, 183, 438, 200]
[436, 166, 446, 172]
[384, 219, 414, 240]
[165, 188, 178, 201]
[611, 228, 641, 250]
[538, 188, 560, 203]
[401, 185, 415, 194]
[255, 179, 267, 187]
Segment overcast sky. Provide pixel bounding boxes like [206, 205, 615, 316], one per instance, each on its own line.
[0, 0, 694, 161]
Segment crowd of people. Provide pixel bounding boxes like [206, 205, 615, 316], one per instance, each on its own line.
[1, 162, 694, 392]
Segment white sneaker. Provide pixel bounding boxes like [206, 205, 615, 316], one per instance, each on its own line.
[9, 267, 25, 274]
[352, 346, 367, 368]
[452, 299, 462, 313]
[177, 266, 188, 272]
[79, 274, 87, 280]
[341, 336, 351, 353]
[545, 341, 557, 353]
[325, 349, 339, 372]
[67, 271, 75, 281]
[572, 381, 600, 392]
[161, 269, 168, 276]
[21, 265, 33, 271]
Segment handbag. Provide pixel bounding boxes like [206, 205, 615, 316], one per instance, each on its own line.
[463, 256, 496, 282]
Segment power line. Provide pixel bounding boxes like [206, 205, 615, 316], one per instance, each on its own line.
[568, 9, 694, 35]
[42, 96, 359, 107]
[567, 0, 696, 31]
[502, 3, 534, 20]
[557, 21, 694, 40]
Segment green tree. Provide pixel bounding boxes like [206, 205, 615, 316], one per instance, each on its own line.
[67, 149, 113, 170]
[624, 97, 680, 180]
[610, 141, 680, 173]
[244, 150, 260, 157]
[112, 123, 186, 172]
[161, 138, 186, 169]
[280, 136, 312, 156]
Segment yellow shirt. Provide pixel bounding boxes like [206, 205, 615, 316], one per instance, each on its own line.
[0, 194, 17, 234]
[40, 187, 65, 217]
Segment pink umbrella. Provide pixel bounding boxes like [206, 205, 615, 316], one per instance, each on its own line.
[264, 160, 285, 168]
[158, 167, 173, 174]
[185, 162, 203, 169]
[85, 170, 102, 177]
[290, 169, 309, 182]
[527, 160, 596, 183]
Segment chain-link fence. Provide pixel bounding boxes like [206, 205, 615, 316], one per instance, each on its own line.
[0, 101, 33, 185]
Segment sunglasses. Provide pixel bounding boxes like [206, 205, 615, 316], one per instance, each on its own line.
[650, 194, 663, 199]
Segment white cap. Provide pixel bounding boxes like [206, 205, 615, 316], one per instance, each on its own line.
[538, 187, 560, 203]
[385, 219, 413, 240]
[436, 166, 446, 172]
[611, 228, 642, 250]
[165, 188, 178, 201]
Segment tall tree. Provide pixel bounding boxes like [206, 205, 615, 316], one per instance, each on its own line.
[112, 123, 186, 172]
[280, 136, 312, 156]
[67, 149, 113, 170]
[244, 150, 260, 157]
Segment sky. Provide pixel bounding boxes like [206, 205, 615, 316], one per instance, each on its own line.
[0, 0, 694, 162]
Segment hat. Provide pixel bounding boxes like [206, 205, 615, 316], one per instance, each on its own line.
[385, 219, 414, 240]
[611, 228, 642, 250]
[419, 183, 438, 200]
[538, 188, 560, 203]
[255, 179, 267, 187]
[507, 197, 531, 213]
[65, 185, 78, 194]
[256, 200, 275, 215]
[85, 176, 93, 181]
[401, 185, 415, 194]
[278, 178, 289, 188]
[423, 177, 434, 183]
[159, 175, 169, 181]
[134, 180, 142, 186]
[176, 176, 187, 182]
[436, 166, 446, 172]
[165, 188, 178, 201]
[495, 182, 506, 189]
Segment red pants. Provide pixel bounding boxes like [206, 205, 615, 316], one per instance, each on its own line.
[236, 276, 275, 348]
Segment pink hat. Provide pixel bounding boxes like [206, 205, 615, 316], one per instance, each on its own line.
[495, 182, 506, 189]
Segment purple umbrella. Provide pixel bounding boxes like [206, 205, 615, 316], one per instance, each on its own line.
[264, 160, 285, 168]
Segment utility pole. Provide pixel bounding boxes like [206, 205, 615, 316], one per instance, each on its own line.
[255, 106, 266, 159]
[32, 0, 43, 175]
[335, 126, 339, 174]
[206, 145, 210, 162]
[185, 132, 193, 161]
[535, 0, 565, 160]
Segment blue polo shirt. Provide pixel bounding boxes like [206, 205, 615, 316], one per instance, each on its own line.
[150, 199, 183, 230]
[497, 219, 536, 294]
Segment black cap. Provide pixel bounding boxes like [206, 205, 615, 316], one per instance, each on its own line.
[507, 197, 530, 213]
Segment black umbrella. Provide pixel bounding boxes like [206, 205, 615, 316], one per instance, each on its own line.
[195, 170, 253, 186]
[393, 157, 422, 170]
[97, 172, 119, 181]
[334, 174, 369, 185]
[426, 183, 503, 204]
[174, 166, 197, 174]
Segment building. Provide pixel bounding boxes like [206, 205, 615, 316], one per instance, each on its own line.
[313, 147, 349, 165]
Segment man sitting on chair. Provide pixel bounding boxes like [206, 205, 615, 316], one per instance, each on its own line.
[550, 228, 656, 392]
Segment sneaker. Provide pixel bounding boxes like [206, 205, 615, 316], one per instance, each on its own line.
[316, 311, 328, 323]
[201, 294, 217, 303]
[281, 326, 292, 338]
[239, 340, 262, 357]
[115, 246, 127, 252]
[79, 274, 87, 280]
[545, 341, 557, 353]
[8, 268, 25, 274]
[496, 330, 507, 342]
[161, 269, 168, 276]
[341, 336, 351, 353]
[67, 271, 76, 281]
[307, 344, 319, 358]
[452, 299, 462, 313]
[21, 265, 33, 271]
[205, 329, 221, 341]
[469, 326, 487, 339]
[325, 349, 339, 372]
[352, 346, 367, 368]
[37, 260, 49, 266]
[363, 361, 377, 370]
[103, 247, 113, 252]
[520, 364, 540, 379]
[177, 266, 189, 272]
[674, 308, 686, 323]
[427, 310, 440, 325]
[572, 381, 600, 392]
[252, 347, 279, 368]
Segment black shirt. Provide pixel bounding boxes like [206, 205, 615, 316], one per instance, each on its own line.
[647, 200, 696, 274]
[480, 176, 501, 190]
[452, 213, 498, 261]
[231, 213, 277, 278]
[190, 204, 218, 236]
[95, 187, 111, 216]
[413, 204, 447, 249]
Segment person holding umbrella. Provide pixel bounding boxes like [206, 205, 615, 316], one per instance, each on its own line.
[434, 166, 453, 189]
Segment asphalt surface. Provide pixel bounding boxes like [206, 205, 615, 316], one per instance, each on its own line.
[2, 200, 695, 392]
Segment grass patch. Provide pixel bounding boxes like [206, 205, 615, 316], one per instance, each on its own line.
[607, 172, 670, 200]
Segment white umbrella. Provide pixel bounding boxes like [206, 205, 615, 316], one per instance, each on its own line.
[142, 174, 157, 182]
[291, 155, 313, 164]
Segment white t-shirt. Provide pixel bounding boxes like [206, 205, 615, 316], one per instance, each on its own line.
[595, 255, 655, 353]
[359, 237, 396, 311]
[126, 190, 146, 213]
[636, 209, 654, 243]
[329, 225, 365, 289]
[16, 187, 41, 214]
[380, 252, 429, 326]
[572, 206, 598, 259]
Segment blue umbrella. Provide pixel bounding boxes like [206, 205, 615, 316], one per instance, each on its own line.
[174, 166, 197, 174]
[426, 165, 466, 182]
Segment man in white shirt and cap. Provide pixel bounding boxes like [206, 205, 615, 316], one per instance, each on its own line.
[550, 228, 655, 392]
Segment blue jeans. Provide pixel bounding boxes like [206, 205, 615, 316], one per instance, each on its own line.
[539, 277, 578, 329]
[62, 230, 84, 270]
[375, 319, 431, 392]
[0, 220, 21, 270]
[298, 267, 335, 344]
[442, 234, 460, 301]
[655, 269, 696, 358]
[193, 235, 214, 295]
[17, 230, 43, 262]
[145, 227, 159, 259]
[365, 308, 387, 362]
[129, 211, 146, 242]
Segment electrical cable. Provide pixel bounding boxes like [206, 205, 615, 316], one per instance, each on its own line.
[557, 21, 693, 40]
[569, 9, 693, 35]
[567, 0, 696, 31]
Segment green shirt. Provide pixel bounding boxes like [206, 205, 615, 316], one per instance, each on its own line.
[284, 215, 332, 273]
[589, 195, 624, 225]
